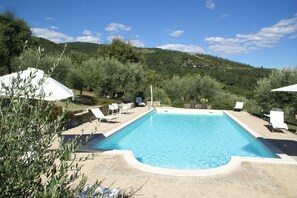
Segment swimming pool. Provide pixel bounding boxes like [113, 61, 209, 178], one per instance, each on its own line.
[92, 109, 278, 170]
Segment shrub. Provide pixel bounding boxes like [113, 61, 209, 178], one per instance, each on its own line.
[0, 47, 89, 197]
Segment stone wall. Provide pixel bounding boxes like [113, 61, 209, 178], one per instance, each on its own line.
[146, 101, 161, 107]
[64, 105, 110, 129]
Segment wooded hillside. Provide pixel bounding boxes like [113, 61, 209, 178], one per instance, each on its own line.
[34, 37, 271, 98]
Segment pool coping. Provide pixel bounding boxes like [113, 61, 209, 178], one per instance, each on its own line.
[81, 108, 297, 176]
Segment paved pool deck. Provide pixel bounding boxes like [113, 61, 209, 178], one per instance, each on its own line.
[64, 108, 297, 198]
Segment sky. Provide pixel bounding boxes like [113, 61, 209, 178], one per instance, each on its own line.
[1, 0, 297, 68]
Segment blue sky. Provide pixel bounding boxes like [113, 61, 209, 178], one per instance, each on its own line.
[1, 0, 297, 68]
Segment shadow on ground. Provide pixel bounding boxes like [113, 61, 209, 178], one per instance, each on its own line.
[263, 138, 297, 157]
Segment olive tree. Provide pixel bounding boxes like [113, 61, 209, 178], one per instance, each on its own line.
[254, 68, 297, 116]
[11, 48, 72, 86]
[80, 57, 144, 101]
[0, 48, 88, 197]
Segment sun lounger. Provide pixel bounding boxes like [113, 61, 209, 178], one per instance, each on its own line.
[269, 110, 288, 132]
[90, 108, 118, 123]
[135, 97, 145, 107]
[234, 102, 244, 111]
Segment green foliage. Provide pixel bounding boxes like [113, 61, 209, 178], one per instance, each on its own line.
[143, 48, 271, 98]
[254, 68, 297, 117]
[164, 73, 224, 103]
[0, 11, 32, 75]
[0, 56, 88, 197]
[78, 57, 144, 101]
[33, 37, 64, 54]
[62, 42, 99, 56]
[211, 93, 247, 110]
[143, 69, 164, 88]
[69, 51, 90, 64]
[97, 38, 143, 64]
[144, 86, 171, 105]
[11, 47, 73, 86]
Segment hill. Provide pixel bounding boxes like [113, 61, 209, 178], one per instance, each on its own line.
[142, 48, 271, 97]
[34, 37, 272, 98]
[34, 37, 100, 55]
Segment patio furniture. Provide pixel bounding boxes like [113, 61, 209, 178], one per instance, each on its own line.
[120, 103, 130, 114]
[269, 110, 288, 132]
[108, 103, 119, 114]
[234, 102, 244, 111]
[135, 97, 145, 106]
[90, 108, 118, 123]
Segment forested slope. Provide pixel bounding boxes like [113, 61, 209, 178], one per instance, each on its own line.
[142, 48, 271, 97]
[34, 37, 272, 98]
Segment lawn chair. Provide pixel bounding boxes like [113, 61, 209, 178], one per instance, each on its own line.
[90, 108, 118, 123]
[135, 97, 145, 107]
[269, 110, 288, 132]
[234, 102, 244, 111]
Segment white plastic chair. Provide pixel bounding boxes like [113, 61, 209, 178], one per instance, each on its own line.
[108, 103, 119, 114]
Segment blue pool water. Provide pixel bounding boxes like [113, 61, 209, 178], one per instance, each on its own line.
[93, 111, 278, 170]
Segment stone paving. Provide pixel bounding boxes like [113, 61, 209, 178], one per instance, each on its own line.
[64, 108, 297, 198]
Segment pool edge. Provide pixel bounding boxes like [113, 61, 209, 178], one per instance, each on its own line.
[83, 107, 297, 177]
[102, 149, 297, 177]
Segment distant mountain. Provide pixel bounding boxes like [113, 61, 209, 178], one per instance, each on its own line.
[34, 37, 100, 55]
[34, 37, 272, 98]
[59, 42, 100, 55]
[142, 48, 271, 97]
[34, 37, 63, 53]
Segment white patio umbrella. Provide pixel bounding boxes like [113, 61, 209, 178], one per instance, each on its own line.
[0, 68, 74, 101]
[271, 84, 297, 92]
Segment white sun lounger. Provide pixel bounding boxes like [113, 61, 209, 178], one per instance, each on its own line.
[90, 108, 118, 123]
[234, 102, 244, 111]
[269, 110, 288, 132]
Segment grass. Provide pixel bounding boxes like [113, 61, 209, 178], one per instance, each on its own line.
[288, 124, 297, 133]
[54, 89, 122, 112]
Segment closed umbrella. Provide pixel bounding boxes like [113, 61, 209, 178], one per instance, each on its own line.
[0, 68, 74, 101]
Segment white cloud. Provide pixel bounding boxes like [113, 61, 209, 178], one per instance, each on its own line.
[31, 28, 101, 44]
[129, 40, 145, 47]
[205, 0, 215, 10]
[49, 26, 59, 30]
[105, 23, 132, 32]
[76, 35, 100, 43]
[82, 30, 92, 36]
[157, 44, 204, 54]
[77, 30, 101, 43]
[169, 30, 184, 37]
[31, 28, 74, 43]
[45, 17, 55, 21]
[204, 14, 297, 55]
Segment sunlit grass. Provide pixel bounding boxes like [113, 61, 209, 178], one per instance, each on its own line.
[54, 89, 121, 112]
